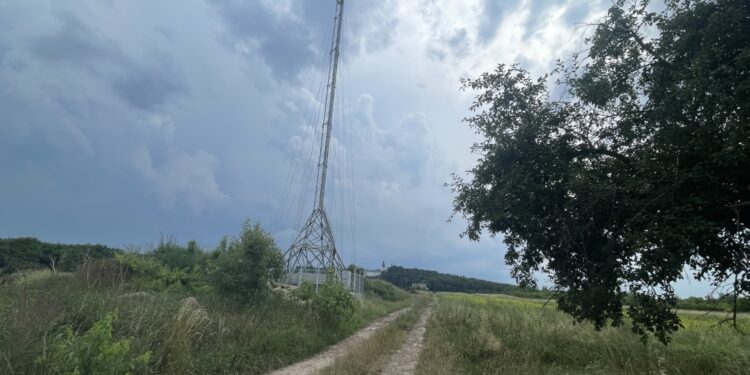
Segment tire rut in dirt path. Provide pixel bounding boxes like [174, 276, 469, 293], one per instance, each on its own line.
[266, 307, 411, 375]
[380, 302, 434, 375]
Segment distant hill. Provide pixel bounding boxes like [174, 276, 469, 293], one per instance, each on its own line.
[0, 237, 120, 277]
[380, 265, 552, 298]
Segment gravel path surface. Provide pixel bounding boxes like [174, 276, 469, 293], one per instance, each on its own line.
[380, 303, 434, 375]
[266, 307, 410, 375]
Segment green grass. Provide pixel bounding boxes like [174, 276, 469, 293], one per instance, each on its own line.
[0, 269, 411, 374]
[417, 293, 750, 375]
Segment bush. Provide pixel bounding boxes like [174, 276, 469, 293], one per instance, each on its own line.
[115, 253, 206, 292]
[291, 275, 356, 327]
[292, 281, 317, 302]
[208, 220, 284, 301]
[153, 238, 202, 271]
[36, 311, 151, 375]
[312, 275, 356, 326]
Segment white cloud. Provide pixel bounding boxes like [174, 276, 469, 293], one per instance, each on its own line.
[132, 146, 227, 214]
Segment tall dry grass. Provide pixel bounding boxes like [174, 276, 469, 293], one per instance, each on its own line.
[417, 293, 750, 374]
[162, 297, 212, 374]
[0, 266, 412, 374]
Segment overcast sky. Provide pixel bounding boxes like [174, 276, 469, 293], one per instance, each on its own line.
[0, 0, 713, 296]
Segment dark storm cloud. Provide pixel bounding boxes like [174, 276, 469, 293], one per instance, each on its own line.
[212, 0, 398, 82]
[28, 11, 186, 112]
[29, 11, 110, 63]
[214, 1, 319, 82]
[112, 61, 185, 112]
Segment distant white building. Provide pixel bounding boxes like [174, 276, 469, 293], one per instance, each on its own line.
[411, 282, 429, 291]
[365, 263, 388, 278]
[365, 269, 382, 278]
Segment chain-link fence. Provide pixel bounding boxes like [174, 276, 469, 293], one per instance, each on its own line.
[281, 268, 365, 298]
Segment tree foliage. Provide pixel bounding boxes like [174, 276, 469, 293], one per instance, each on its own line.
[452, 0, 750, 343]
[0, 238, 118, 277]
[380, 266, 551, 298]
[209, 220, 285, 301]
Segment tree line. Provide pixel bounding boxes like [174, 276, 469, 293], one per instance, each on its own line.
[380, 266, 552, 298]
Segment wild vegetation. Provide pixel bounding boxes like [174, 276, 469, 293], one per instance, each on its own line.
[451, 0, 750, 342]
[381, 266, 551, 298]
[0, 238, 119, 277]
[0, 220, 411, 374]
[418, 293, 750, 374]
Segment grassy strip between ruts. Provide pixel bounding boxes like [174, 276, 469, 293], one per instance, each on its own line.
[417, 293, 750, 375]
[318, 295, 431, 375]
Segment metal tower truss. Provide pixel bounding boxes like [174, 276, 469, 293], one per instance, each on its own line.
[282, 0, 362, 295]
[284, 207, 344, 273]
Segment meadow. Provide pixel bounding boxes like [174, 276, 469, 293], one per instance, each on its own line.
[417, 293, 750, 375]
[0, 230, 412, 375]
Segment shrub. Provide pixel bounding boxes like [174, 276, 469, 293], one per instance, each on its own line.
[116, 253, 185, 291]
[312, 275, 356, 326]
[37, 311, 151, 375]
[293, 281, 317, 302]
[208, 220, 284, 301]
[153, 238, 202, 271]
[290, 275, 356, 327]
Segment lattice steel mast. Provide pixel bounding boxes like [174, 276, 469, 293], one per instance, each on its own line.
[283, 0, 346, 277]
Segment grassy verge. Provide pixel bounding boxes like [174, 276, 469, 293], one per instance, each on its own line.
[0, 269, 411, 374]
[319, 295, 430, 375]
[417, 293, 750, 375]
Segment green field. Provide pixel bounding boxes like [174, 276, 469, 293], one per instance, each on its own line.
[417, 293, 750, 375]
[0, 230, 414, 375]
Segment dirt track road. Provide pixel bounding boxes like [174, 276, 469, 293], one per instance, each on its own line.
[266, 307, 410, 375]
[381, 303, 434, 375]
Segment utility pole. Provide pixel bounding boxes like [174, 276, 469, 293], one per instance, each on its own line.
[317, 0, 344, 210]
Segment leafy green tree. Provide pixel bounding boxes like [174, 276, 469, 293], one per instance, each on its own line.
[209, 220, 285, 301]
[452, 0, 749, 343]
